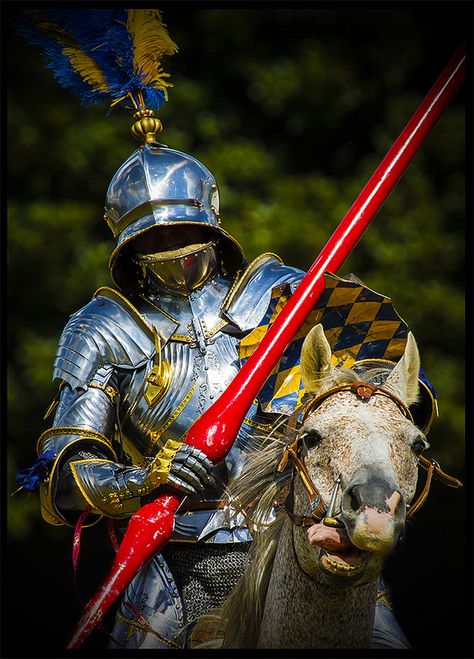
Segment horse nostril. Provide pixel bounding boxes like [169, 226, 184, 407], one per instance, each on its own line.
[349, 485, 362, 512]
[343, 478, 405, 519]
[345, 485, 363, 514]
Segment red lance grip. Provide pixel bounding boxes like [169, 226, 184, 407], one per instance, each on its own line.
[67, 44, 465, 648]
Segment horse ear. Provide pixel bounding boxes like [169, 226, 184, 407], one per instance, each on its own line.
[384, 332, 421, 406]
[301, 324, 337, 394]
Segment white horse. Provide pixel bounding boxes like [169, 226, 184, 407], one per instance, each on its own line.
[190, 323, 447, 648]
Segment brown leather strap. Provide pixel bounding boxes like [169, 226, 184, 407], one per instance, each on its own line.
[283, 472, 322, 527]
[278, 384, 462, 525]
[278, 433, 327, 523]
[407, 456, 463, 518]
[419, 455, 463, 488]
[407, 460, 435, 517]
[301, 380, 413, 425]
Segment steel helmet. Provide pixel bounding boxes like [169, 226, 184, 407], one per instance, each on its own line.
[105, 142, 244, 291]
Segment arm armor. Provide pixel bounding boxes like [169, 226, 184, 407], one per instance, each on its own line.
[41, 291, 167, 525]
[38, 378, 120, 526]
[40, 378, 202, 523]
[52, 293, 155, 390]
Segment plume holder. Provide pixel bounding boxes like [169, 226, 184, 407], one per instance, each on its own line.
[131, 109, 163, 144]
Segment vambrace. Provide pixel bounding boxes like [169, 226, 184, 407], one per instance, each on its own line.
[37, 374, 119, 526]
[66, 438, 206, 518]
[68, 460, 155, 518]
[37, 427, 117, 526]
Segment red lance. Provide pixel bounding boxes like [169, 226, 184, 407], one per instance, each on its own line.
[67, 44, 465, 648]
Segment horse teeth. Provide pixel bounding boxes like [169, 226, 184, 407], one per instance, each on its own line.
[325, 556, 360, 572]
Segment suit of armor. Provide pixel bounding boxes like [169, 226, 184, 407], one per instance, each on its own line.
[34, 143, 410, 649]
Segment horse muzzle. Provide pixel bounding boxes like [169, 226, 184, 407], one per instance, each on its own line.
[341, 474, 406, 556]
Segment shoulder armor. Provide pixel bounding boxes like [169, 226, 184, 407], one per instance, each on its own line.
[53, 288, 156, 390]
[222, 253, 304, 332]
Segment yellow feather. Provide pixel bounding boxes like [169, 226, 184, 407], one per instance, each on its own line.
[127, 9, 178, 91]
[63, 48, 109, 93]
[26, 12, 108, 93]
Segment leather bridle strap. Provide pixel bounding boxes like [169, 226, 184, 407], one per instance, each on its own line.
[277, 381, 462, 526]
[408, 455, 463, 518]
[277, 433, 327, 526]
[301, 380, 414, 425]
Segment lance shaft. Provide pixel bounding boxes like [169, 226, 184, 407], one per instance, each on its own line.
[67, 43, 465, 648]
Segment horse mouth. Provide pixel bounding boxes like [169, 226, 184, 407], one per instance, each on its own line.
[319, 547, 368, 578]
[307, 522, 368, 580]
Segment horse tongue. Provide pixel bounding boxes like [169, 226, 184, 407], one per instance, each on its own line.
[307, 523, 353, 551]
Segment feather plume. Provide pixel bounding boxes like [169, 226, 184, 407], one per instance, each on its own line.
[63, 47, 109, 94]
[13, 8, 177, 111]
[128, 9, 177, 94]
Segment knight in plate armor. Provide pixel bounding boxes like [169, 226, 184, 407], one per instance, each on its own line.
[30, 140, 414, 649]
[14, 8, 421, 650]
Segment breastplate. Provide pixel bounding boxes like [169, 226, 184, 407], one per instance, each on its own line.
[118, 276, 242, 463]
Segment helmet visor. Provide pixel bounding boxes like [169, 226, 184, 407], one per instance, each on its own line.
[132, 241, 218, 295]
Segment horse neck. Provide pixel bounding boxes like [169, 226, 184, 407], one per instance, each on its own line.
[258, 519, 378, 649]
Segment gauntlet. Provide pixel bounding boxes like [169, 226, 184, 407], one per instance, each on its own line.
[69, 439, 214, 518]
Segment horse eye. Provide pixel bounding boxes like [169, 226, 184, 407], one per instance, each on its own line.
[411, 436, 428, 456]
[301, 430, 323, 448]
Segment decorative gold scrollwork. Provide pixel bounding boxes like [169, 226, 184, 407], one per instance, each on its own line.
[144, 326, 173, 407]
[144, 358, 172, 407]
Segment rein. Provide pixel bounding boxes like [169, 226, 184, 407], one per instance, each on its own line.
[277, 381, 462, 528]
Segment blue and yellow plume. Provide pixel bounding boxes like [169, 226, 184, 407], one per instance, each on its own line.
[14, 9, 178, 140]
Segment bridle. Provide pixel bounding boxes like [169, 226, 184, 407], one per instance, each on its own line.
[277, 380, 463, 529]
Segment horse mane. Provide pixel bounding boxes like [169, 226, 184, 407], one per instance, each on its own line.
[191, 365, 393, 648]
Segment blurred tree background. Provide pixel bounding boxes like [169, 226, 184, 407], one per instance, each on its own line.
[5, 4, 470, 656]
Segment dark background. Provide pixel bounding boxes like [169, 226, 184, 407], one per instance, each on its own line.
[4, 3, 472, 657]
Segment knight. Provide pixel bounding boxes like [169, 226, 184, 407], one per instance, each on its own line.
[14, 8, 428, 650]
[29, 135, 423, 648]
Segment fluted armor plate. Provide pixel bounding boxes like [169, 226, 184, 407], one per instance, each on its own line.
[105, 144, 244, 289]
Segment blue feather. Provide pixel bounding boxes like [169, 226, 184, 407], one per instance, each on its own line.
[419, 367, 437, 400]
[15, 450, 56, 492]
[12, 12, 98, 105]
[13, 9, 171, 111]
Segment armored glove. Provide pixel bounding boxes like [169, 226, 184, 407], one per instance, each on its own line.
[159, 441, 216, 495]
[69, 439, 215, 518]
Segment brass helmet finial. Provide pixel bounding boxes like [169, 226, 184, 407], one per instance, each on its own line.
[131, 108, 163, 144]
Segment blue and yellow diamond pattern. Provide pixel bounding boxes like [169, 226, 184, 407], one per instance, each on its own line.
[239, 273, 409, 414]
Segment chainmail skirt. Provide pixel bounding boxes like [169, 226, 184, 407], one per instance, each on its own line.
[162, 542, 251, 626]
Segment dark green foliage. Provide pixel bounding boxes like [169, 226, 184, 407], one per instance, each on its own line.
[6, 5, 468, 653]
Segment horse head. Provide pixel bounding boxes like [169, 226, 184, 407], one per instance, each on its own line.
[293, 323, 426, 586]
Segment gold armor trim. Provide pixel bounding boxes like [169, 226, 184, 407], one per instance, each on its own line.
[39, 437, 117, 527]
[145, 383, 197, 456]
[36, 426, 114, 456]
[69, 439, 183, 517]
[207, 318, 229, 338]
[115, 611, 182, 648]
[144, 328, 173, 407]
[170, 333, 193, 344]
[89, 382, 119, 403]
[167, 320, 229, 345]
[243, 417, 274, 432]
[109, 222, 244, 276]
[93, 286, 157, 342]
[221, 252, 283, 314]
[69, 458, 117, 515]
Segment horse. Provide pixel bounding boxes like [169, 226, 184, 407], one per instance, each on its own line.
[190, 323, 439, 649]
